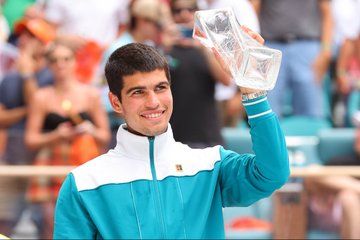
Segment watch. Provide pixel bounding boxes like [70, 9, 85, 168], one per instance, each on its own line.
[241, 90, 267, 101]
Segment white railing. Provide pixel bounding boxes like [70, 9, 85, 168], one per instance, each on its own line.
[0, 165, 359, 177]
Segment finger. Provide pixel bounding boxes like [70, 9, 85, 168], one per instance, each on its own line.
[241, 26, 265, 45]
[211, 48, 223, 64]
[194, 27, 206, 39]
[211, 47, 231, 75]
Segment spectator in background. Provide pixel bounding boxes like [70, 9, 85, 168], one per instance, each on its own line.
[331, 0, 360, 96]
[197, 0, 260, 127]
[24, 40, 110, 238]
[164, 0, 230, 147]
[251, 0, 333, 118]
[44, 0, 131, 85]
[102, 0, 169, 148]
[1, 3, 45, 84]
[0, 17, 55, 237]
[103, 0, 168, 62]
[305, 128, 360, 239]
[0, 5, 16, 85]
[329, 0, 360, 127]
[44, 0, 130, 48]
[2, 0, 36, 33]
[0, 5, 9, 43]
[342, 36, 360, 127]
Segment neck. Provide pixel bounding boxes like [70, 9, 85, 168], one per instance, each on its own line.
[54, 77, 75, 93]
[124, 125, 148, 137]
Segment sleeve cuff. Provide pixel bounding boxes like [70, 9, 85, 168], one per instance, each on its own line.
[243, 96, 272, 120]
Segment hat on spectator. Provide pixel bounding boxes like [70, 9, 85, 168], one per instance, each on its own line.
[131, 0, 163, 25]
[14, 18, 55, 44]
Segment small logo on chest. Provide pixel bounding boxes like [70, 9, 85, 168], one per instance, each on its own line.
[175, 164, 183, 172]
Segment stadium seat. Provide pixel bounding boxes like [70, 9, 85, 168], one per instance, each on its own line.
[280, 116, 332, 136]
[347, 90, 360, 127]
[223, 198, 273, 239]
[317, 128, 356, 164]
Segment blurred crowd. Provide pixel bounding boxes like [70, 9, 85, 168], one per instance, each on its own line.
[0, 0, 359, 239]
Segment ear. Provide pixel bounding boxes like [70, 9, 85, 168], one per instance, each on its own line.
[108, 92, 123, 115]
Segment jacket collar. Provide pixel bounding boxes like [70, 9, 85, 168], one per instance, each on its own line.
[114, 124, 176, 161]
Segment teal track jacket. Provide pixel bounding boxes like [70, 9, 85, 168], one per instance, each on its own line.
[53, 96, 289, 239]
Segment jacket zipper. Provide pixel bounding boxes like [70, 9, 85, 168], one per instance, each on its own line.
[148, 137, 166, 238]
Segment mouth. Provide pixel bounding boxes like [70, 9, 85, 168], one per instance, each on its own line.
[141, 110, 166, 120]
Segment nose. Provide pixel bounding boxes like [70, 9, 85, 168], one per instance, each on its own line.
[145, 91, 160, 109]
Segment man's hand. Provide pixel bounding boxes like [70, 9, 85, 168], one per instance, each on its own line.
[337, 74, 351, 95]
[211, 26, 265, 94]
[75, 120, 96, 136]
[56, 122, 76, 141]
[240, 25, 265, 45]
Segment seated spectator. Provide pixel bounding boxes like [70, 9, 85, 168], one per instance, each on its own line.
[343, 36, 360, 126]
[24, 40, 110, 238]
[326, 0, 360, 127]
[305, 128, 360, 239]
[0, 17, 55, 237]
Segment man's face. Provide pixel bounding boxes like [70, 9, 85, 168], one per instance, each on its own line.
[138, 18, 161, 42]
[48, 45, 76, 80]
[111, 69, 173, 136]
[171, 1, 197, 25]
[17, 30, 43, 54]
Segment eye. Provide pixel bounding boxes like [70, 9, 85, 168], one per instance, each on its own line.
[155, 84, 168, 92]
[131, 89, 144, 96]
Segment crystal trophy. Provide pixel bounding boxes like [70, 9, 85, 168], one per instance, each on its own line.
[193, 8, 282, 90]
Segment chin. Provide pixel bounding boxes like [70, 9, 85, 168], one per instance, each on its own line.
[144, 125, 168, 137]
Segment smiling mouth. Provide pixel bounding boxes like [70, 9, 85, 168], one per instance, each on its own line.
[141, 110, 166, 119]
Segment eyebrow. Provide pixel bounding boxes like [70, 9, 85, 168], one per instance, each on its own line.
[126, 81, 170, 95]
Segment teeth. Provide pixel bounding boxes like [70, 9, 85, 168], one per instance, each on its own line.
[143, 113, 162, 118]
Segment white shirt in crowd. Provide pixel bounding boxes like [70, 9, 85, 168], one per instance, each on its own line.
[332, 0, 360, 47]
[45, 0, 130, 46]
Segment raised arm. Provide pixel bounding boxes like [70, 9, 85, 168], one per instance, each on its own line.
[220, 94, 289, 206]
[312, 0, 333, 82]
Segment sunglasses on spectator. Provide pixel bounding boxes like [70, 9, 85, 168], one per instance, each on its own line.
[172, 7, 197, 14]
[143, 18, 162, 29]
[48, 55, 74, 64]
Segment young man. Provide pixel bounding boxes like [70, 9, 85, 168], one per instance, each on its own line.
[53, 40, 289, 238]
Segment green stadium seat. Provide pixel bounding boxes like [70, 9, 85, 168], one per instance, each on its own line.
[280, 116, 331, 136]
[317, 128, 356, 164]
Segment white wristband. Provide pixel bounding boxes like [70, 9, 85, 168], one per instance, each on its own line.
[241, 90, 267, 101]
